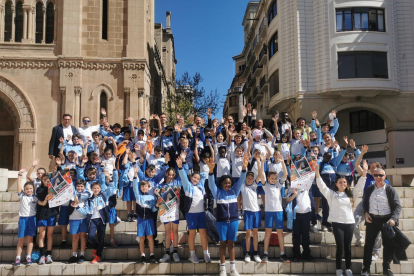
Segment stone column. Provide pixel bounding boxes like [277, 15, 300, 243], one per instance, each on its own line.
[124, 88, 130, 118]
[138, 89, 145, 119]
[0, 6, 4, 42]
[22, 7, 27, 40]
[42, 6, 46, 43]
[60, 86, 66, 118]
[53, 5, 57, 43]
[28, 7, 33, 42]
[74, 87, 82, 128]
[11, 6, 15, 42]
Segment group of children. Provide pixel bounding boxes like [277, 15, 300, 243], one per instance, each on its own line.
[15, 108, 373, 276]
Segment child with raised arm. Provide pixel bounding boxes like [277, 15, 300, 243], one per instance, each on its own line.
[15, 167, 37, 266]
[66, 179, 91, 264]
[132, 167, 160, 264]
[208, 153, 248, 276]
[260, 150, 289, 263]
[26, 158, 46, 195]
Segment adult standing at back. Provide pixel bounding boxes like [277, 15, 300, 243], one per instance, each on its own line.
[77, 108, 106, 144]
[48, 114, 78, 159]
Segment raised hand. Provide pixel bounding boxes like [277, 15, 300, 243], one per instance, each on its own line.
[82, 156, 88, 164]
[349, 139, 356, 149]
[180, 150, 187, 161]
[104, 170, 111, 178]
[189, 115, 194, 124]
[32, 158, 40, 167]
[207, 158, 215, 173]
[315, 118, 320, 127]
[331, 110, 337, 118]
[176, 113, 180, 121]
[67, 134, 72, 141]
[101, 108, 107, 116]
[176, 157, 183, 168]
[362, 160, 369, 171]
[220, 117, 225, 124]
[361, 145, 368, 154]
[242, 152, 250, 170]
[242, 106, 247, 118]
[343, 136, 348, 146]
[247, 103, 252, 113]
[312, 111, 317, 119]
[55, 157, 62, 166]
[252, 109, 257, 117]
[19, 167, 28, 174]
[164, 152, 170, 164]
[207, 107, 212, 117]
[59, 137, 65, 144]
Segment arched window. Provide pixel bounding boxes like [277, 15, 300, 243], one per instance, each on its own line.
[100, 91, 107, 120]
[45, 2, 54, 44]
[14, 1, 23, 42]
[35, 2, 43, 43]
[4, 1, 12, 42]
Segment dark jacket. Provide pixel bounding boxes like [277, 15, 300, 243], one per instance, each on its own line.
[363, 184, 401, 225]
[36, 186, 59, 220]
[382, 226, 411, 261]
[48, 124, 78, 156]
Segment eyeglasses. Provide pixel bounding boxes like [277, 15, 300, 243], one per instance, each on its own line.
[374, 174, 385, 178]
[83, 120, 91, 123]
[140, 121, 147, 124]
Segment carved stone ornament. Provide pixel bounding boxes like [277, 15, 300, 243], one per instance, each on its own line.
[74, 87, 82, 95]
[124, 87, 131, 95]
[138, 89, 144, 97]
[60, 86, 66, 94]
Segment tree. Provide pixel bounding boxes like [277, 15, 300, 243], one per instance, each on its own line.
[164, 72, 221, 125]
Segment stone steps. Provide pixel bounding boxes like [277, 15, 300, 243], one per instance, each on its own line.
[0, 243, 413, 261]
[1, 259, 414, 275]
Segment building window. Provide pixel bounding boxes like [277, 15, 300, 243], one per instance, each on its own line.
[4, 1, 12, 42]
[269, 32, 278, 59]
[35, 2, 43, 43]
[350, 110, 384, 133]
[269, 70, 279, 98]
[45, 2, 54, 44]
[268, 1, 277, 25]
[102, 0, 108, 40]
[15, 1, 23, 43]
[338, 51, 388, 79]
[100, 91, 108, 120]
[336, 8, 385, 32]
[229, 96, 237, 107]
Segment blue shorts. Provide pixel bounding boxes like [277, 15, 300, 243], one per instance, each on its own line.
[69, 219, 88, 234]
[265, 211, 284, 229]
[137, 217, 154, 237]
[217, 220, 239, 242]
[58, 205, 70, 226]
[123, 184, 136, 201]
[186, 212, 207, 230]
[164, 219, 179, 225]
[312, 184, 322, 198]
[109, 207, 117, 224]
[244, 211, 262, 230]
[38, 216, 57, 227]
[18, 216, 37, 238]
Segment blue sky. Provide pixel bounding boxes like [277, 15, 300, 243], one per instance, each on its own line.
[155, 0, 252, 117]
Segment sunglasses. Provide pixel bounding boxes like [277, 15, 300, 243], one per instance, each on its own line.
[373, 174, 384, 178]
[140, 121, 147, 124]
[84, 120, 91, 123]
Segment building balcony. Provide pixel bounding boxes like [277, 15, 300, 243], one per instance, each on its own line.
[252, 60, 263, 77]
[228, 86, 243, 94]
[260, 74, 268, 94]
[247, 49, 255, 65]
[242, 82, 251, 96]
[253, 86, 263, 101]
[259, 45, 267, 66]
[253, 35, 261, 54]
[259, 17, 267, 39]
[240, 65, 250, 78]
[248, 74, 256, 88]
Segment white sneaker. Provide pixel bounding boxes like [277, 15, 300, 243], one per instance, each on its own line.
[46, 255, 53, 264]
[230, 269, 240, 276]
[253, 255, 262, 263]
[38, 256, 45, 265]
[159, 253, 171, 263]
[310, 224, 319, 233]
[220, 267, 227, 276]
[244, 253, 251, 263]
[172, 253, 180, 263]
[355, 239, 363, 247]
[321, 226, 328, 232]
[336, 269, 344, 276]
[371, 253, 379, 261]
[345, 269, 354, 276]
[116, 216, 122, 223]
[188, 254, 200, 264]
[204, 253, 211, 263]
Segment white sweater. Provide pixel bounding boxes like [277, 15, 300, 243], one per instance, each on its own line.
[316, 176, 366, 224]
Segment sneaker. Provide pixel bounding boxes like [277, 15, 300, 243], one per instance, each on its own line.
[116, 216, 122, 223]
[220, 267, 227, 276]
[67, 256, 78, 264]
[204, 253, 212, 263]
[292, 255, 301, 262]
[355, 239, 363, 247]
[253, 255, 262, 263]
[230, 269, 240, 276]
[109, 240, 118, 248]
[188, 254, 200, 264]
[132, 213, 138, 222]
[345, 269, 354, 276]
[361, 267, 370, 276]
[244, 253, 251, 263]
[78, 255, 85, 264]
[336, 269, 344, 276]
[126, 213, 133, 222]
[172, 253, 180, 263]
[92, 249, 97, 257]
[302, 254, 314, 262]
[383, 269, 394, 276]
[321, 226, 328, 232]
[46, 255, 53, 264]
[60, 240, 68, 249]
[14, 258, 20, 266]
[38, 256, 45, 265]
[159, 253, 171, 263]
[140, 256, 146, 264]
[262, 254, 268, 263]
[91, 256, 101, 264]
[310, 224, 319, 233]
[280, 254, 290, 263]
[150, 256, 158, 264]
[26, 256, 32, 266]
[372, 253, 379, 261]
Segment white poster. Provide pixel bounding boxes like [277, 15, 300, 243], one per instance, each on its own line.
[290, 156, 316, 190]
[48, 172, 74, 208]
[157, 185, 180, 223]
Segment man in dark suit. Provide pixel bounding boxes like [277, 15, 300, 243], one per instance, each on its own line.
[48, 114, 78, 159]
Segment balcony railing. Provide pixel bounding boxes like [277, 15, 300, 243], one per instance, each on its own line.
[259, 17, 267, 37]
[228, 86, 243, 94]
[248, 75, 256, 87]
[260, 74, 268, 90]
[259, 44, 267, 65]
[253, 60, 263, 77]
[252, 35, 258, 51]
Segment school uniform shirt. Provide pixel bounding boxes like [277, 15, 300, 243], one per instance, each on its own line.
[146, 153, 165, 175]
[199, 161, 209, 174]
[216, 157, 230, 179]
[267, 160, 284, 180]
[275, 143, 290, 160]
[280, 123, 291, 136]
[290, 139, 304, 156]
[290, 188, 311, 213]
[63, 159, 77, 170]
[91, 199, 101, 219]
[231, 155, 243, 178]
[133, 138, 146, 152]
[241, 182, 260, 212]
[100, 155, 116, 172]
[263, 178, 286, 212]
[251, 141, 266, 155]
[189, 186, 204, 213]
[78, 124, 100, 145]
[19, 192, 38, 217]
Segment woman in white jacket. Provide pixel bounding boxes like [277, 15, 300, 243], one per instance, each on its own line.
[315, 152, 368, 276]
